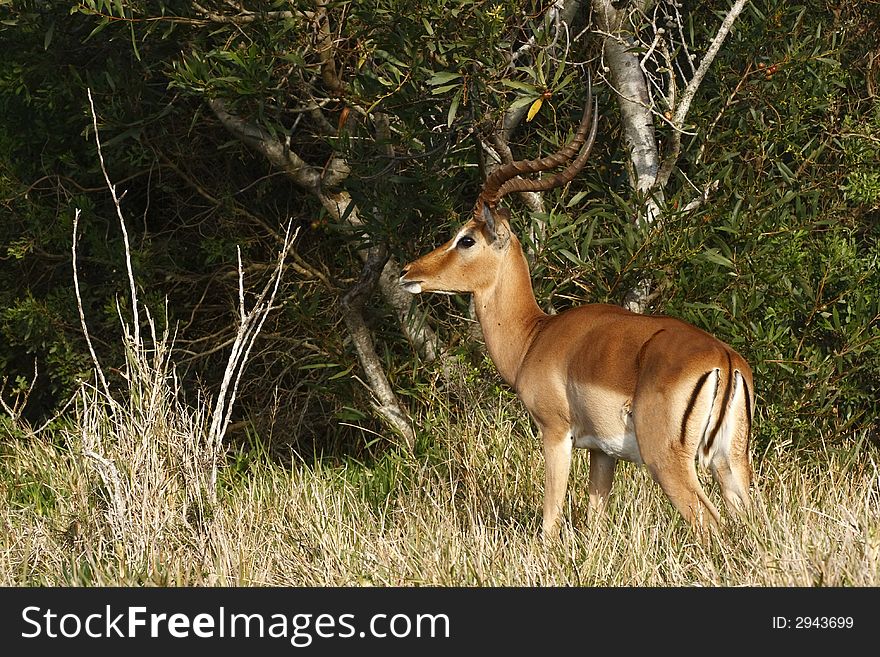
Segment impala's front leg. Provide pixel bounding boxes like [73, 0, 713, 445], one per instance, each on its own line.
[541, 428, 573, 538]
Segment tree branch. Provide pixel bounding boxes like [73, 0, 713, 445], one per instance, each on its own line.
[209, 99, 438, 363]
[209, 97, 350, 189]
[673, 0, 748, 128]
[191, 1, 312, 24]
[341, 244, 416, 451]
[593, 0, 661, 203]
[88, 88, 141, 347]
[655, 0, 749, 188]
[315, 0, 345, 94]
[592, 0, 749, 314]
[208, 93, 438, 441]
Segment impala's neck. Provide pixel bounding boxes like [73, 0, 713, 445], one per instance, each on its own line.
[473, 238, 545, 388]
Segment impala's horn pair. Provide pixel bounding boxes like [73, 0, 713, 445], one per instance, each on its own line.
[476, 74, 599, 242]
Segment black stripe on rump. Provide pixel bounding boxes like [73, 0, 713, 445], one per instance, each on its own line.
[680, 371, 712, 445]
[743, 379, 752, 442]
[707, 352, 734, 450]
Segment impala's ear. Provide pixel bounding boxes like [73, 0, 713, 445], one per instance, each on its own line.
[481, 203, 497, 240]
[481, 204, 510, 248]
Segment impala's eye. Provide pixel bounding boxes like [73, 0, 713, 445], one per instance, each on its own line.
[456, 235, 476, 249]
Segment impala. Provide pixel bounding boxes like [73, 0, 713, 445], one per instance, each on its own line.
[400, 82, 754, 539]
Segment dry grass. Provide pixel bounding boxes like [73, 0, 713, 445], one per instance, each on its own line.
[1, 358, 877, 587]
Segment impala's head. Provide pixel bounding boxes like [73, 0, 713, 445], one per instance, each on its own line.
[400, 76, 598, 296]
[399, 203, 514, 294]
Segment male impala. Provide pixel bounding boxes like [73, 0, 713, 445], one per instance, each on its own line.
[400, 82, 754, 539]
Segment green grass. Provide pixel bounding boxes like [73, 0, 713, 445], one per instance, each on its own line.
[1, 360, 877, 586]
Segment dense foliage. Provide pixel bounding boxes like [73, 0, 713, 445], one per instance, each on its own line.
[1, 0, 877, 458]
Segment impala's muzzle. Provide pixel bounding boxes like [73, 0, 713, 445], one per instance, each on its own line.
[399, 265, 423, 294]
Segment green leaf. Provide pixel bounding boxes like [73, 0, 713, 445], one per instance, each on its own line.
[431, 83, 460, 95]
[428, 71, 461, 86]
[701, 248, 734, 269]
[129, 22, 140, 62]
[508, 95, 537, 112]
[85, 17, 111, 41]
[328, 366, 355, 381]
[374, 49, 407, 69]
[552, 70, 577, 92]
[683, 301, 726, 313]
[447, 88, 462, 128]
[580, 217, 598, 252]
[566, 191, 588, 207]
[558, 249, 583, 266]
[43, 20, 54, 50]
[776, 161, 795, 183]
[500, 79, 539, 94]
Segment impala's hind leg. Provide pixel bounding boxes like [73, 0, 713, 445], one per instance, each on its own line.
[588, 449, 616, 517]
[635, 413, 721, 539]
[646, 449, 721, 537]
[710, 456, 751, 519]
[708, 377, 753, 519]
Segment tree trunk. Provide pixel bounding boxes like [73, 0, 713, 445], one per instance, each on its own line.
[592, 0, 661, 313]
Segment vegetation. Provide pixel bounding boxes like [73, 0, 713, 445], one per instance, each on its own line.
[0, 0, 877, 585]
[1, 333, 877, 585]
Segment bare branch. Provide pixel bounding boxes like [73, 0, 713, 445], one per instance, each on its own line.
[670, 1, 697, 78]
[207, 222, 300, 494]
[0, 359, 38, 423]
[655, 0, 749, 188]
[315, 0, 345, 94]
[72, 209, 112, 400]
[320, 190, 440, 362]
[87, 88, 141, 347]
[673, 0, 749, 128]
[209, 99, 439, 362]
[680, 179, 721, 213]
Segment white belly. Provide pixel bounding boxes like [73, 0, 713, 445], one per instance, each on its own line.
[562, 380, 643, 464]
[572, 427, 642, 463]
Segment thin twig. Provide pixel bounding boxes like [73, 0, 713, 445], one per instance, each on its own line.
[672, 0, 749, 127]
[72, 209, 112, 400]
[87, 88, 141, 348]
[655, 0, 750, 188]
[0, 359, 38, 422]
[207, 222, 299, 476]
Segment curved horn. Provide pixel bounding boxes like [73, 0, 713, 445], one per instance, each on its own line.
[477, 74, 598, 213]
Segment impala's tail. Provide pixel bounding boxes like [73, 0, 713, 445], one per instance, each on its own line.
[694, 357, 753, 518]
